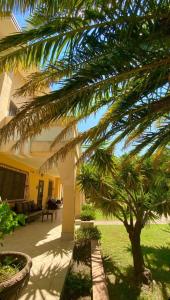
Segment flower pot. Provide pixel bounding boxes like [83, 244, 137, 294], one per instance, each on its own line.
[75, 219, 81, 226]
[80, 220, 94, 228]
[0, 251, 32, 300]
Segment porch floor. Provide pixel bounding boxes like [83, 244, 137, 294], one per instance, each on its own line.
[2, 209, 73, 300]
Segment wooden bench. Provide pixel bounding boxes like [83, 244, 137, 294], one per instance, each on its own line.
[10, 200, 42, 223]
[26, 210, 42, 223]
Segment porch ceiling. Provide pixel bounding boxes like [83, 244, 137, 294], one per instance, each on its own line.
[7, 154, 60, 177]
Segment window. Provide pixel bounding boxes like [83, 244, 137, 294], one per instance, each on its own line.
[0, 166, 27, 200]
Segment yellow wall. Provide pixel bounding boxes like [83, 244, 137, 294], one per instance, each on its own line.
[11, 71, 31, 109]
[0, 153, 60, 207]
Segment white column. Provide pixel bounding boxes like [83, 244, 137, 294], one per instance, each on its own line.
[75, 187, 83, 219]
[58, 151, 76, 240]
[0, 73, 12, 121]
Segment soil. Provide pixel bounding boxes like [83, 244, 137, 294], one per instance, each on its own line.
[0, 256, 22, 284]
[0, 265, 19, 283]
[61, 241, 92, 300]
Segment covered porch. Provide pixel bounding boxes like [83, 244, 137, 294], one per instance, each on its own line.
[2, 209, 72, 300]
[0, 119, 82, 240]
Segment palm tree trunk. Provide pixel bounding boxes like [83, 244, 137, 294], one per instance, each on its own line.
[128, 225, 152, 286]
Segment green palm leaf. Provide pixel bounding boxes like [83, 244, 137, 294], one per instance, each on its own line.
[0, 0, 169, 167]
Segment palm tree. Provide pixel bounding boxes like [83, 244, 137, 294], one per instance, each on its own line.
[77, 149, 170, 286]
[0, 0, 169, 168]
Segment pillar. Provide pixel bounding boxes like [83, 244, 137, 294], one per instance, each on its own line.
[58, 151, 76, 240]
[75, 187, 82, 219]
[54, 177, 62, 198]
[0, 72, 12, 121]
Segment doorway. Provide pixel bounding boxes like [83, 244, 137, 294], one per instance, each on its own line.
[37, 180, 44, 209]
[48, 180, 53, 199]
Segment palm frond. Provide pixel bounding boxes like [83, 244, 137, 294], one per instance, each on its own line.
[0, 0, 170, 163]
[40, 130, 92, 171]
[0, 0, 87, 13]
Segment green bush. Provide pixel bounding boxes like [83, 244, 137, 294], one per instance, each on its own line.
[80, 203, 96, 221]
[0, 202, 26, 241]
[73, 241, 91, 265]
[75, 226, 101, 242]
[81, 203, 93, 211]
[80, 210, 96, 221]
[64, 272, 91, 298]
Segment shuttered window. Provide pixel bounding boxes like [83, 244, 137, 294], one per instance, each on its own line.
[0, 166, 26, 200]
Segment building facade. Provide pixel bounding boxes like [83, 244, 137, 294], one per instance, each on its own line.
[0, 15, 81, 239]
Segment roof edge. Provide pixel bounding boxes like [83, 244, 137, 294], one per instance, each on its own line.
[11, 14, 21, 32]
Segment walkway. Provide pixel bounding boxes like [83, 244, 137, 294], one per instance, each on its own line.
[95, 215, 170, 226]
[2, 209, 73, 300]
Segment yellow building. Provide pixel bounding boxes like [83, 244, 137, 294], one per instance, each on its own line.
[0, 15, 82, 240]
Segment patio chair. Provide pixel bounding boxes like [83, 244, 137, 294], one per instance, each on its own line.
[41, 199, 57, 222]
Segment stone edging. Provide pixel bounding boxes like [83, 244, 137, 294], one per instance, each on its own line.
[91, 240, 109, 300]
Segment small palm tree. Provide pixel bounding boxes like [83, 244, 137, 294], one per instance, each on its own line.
[77, 149, 170, 286]
[0, 1, 169, 167]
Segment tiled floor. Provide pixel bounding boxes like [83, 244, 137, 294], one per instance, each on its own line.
[2, 209, 73, 300]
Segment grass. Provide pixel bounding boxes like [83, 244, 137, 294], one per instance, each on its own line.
[99, 224, 170, 300]
[95, 209, 117, 221]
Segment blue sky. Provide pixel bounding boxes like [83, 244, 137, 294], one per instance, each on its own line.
[15, 12, 28, 27]
[14, 13, 126, 156]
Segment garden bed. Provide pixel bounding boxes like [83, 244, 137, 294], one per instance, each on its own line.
[61, 241, 92, 300]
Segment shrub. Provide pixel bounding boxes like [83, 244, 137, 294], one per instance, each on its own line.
[80, 203, 96, 221]
[0, 202, 26, 241]
[75, 226, 101, 242]
[73, 241, 91, 265]
[64, 272, 91, 298]
[80, 210, 95, 221]
[81, 203, 93, 211]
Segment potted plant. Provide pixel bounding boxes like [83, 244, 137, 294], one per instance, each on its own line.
[75, 226, 101, 243]
[80, 204, 96, 228]
[0, 202, 32, 300]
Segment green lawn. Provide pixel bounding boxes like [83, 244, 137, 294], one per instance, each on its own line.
[95, 209, 116, 221]
[99, 224, 170, 300]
